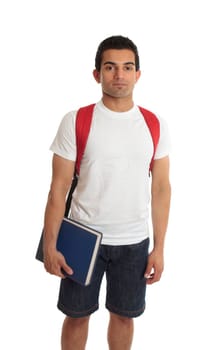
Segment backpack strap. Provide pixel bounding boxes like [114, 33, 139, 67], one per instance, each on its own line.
[75, 103, 96, 175]
[65, 104, 95, 216]
[138, 106, 160, 173]
[65, 104, 159, 217]
[74, 103, 160, 175]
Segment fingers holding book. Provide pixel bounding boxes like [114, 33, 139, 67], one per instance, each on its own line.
[44, 249, 73, 279]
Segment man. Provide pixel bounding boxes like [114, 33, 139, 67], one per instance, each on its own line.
[43, 35, 171, 350]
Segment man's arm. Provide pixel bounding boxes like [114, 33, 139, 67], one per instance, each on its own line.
[43, 154, 75, 278]
[145, 156, 171, 284]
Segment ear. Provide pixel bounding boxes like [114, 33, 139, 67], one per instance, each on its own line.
[93, 69, 101, 83]
[135, 70, 141, 82]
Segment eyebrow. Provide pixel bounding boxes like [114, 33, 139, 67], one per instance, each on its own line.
[103, 61, 135, 66]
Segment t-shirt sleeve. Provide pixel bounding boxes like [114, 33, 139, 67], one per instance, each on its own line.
[50, 111, 77, 161]
[154, 116, 171, 159]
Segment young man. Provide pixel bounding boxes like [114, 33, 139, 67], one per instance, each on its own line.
[43, 35, 171, 350]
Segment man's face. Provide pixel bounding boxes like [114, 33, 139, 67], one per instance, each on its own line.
[93, 49, 141, 99]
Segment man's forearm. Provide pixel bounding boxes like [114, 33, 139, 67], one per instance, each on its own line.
[151, 183, 171, 252]
[43, 189, 67, 252]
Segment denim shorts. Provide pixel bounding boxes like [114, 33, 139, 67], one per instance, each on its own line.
[57, 238, 149, 318]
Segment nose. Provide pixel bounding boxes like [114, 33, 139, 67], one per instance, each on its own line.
[114, 66, 124, 79]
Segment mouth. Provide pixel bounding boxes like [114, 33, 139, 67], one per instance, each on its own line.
[112, 83, 127, 87]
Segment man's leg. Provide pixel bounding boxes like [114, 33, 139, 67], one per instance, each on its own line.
[107, 312, 134, 350]
[61, 316, 90, 350]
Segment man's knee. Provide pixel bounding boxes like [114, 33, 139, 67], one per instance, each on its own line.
[63, 315, 90, 329]
[109, 312, 133, 326]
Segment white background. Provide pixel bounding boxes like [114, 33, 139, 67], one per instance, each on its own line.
[1, 0, 219, 349]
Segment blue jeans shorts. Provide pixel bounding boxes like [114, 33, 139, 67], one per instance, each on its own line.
[57, 238, 149, 318]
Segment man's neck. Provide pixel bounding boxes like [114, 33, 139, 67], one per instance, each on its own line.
[101, 95, 134, 112]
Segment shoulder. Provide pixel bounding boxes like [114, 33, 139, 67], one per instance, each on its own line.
[154, 115, 171, 159]
[155, 115, 170, 137]
[61, 110, 77, 124]
[138, 106, 171, 158]
[138, 106, 169, 126]
[55, 110, 77, 135]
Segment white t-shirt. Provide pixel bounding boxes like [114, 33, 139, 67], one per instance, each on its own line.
[50, 100, 171, 245]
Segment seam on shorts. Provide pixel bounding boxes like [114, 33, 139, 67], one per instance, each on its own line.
[57, 301, 99, 318]
[106, 302, 146, 318]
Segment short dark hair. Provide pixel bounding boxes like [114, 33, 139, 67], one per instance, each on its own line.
[95, 35, 140, 72]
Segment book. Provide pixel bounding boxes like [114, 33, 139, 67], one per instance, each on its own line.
[35, 218, 102, 286]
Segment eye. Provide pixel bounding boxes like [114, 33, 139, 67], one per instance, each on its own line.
[105, 65, 114, 71]
[124, 65, 134, 71]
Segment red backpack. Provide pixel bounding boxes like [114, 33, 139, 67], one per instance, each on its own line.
[65, 103, 159, 216]
[75, 103, 160, 175]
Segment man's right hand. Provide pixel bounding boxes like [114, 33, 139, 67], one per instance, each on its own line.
[44, 249, 73, 278]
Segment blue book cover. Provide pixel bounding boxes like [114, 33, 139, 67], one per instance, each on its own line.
[36, 218, 102, 286]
